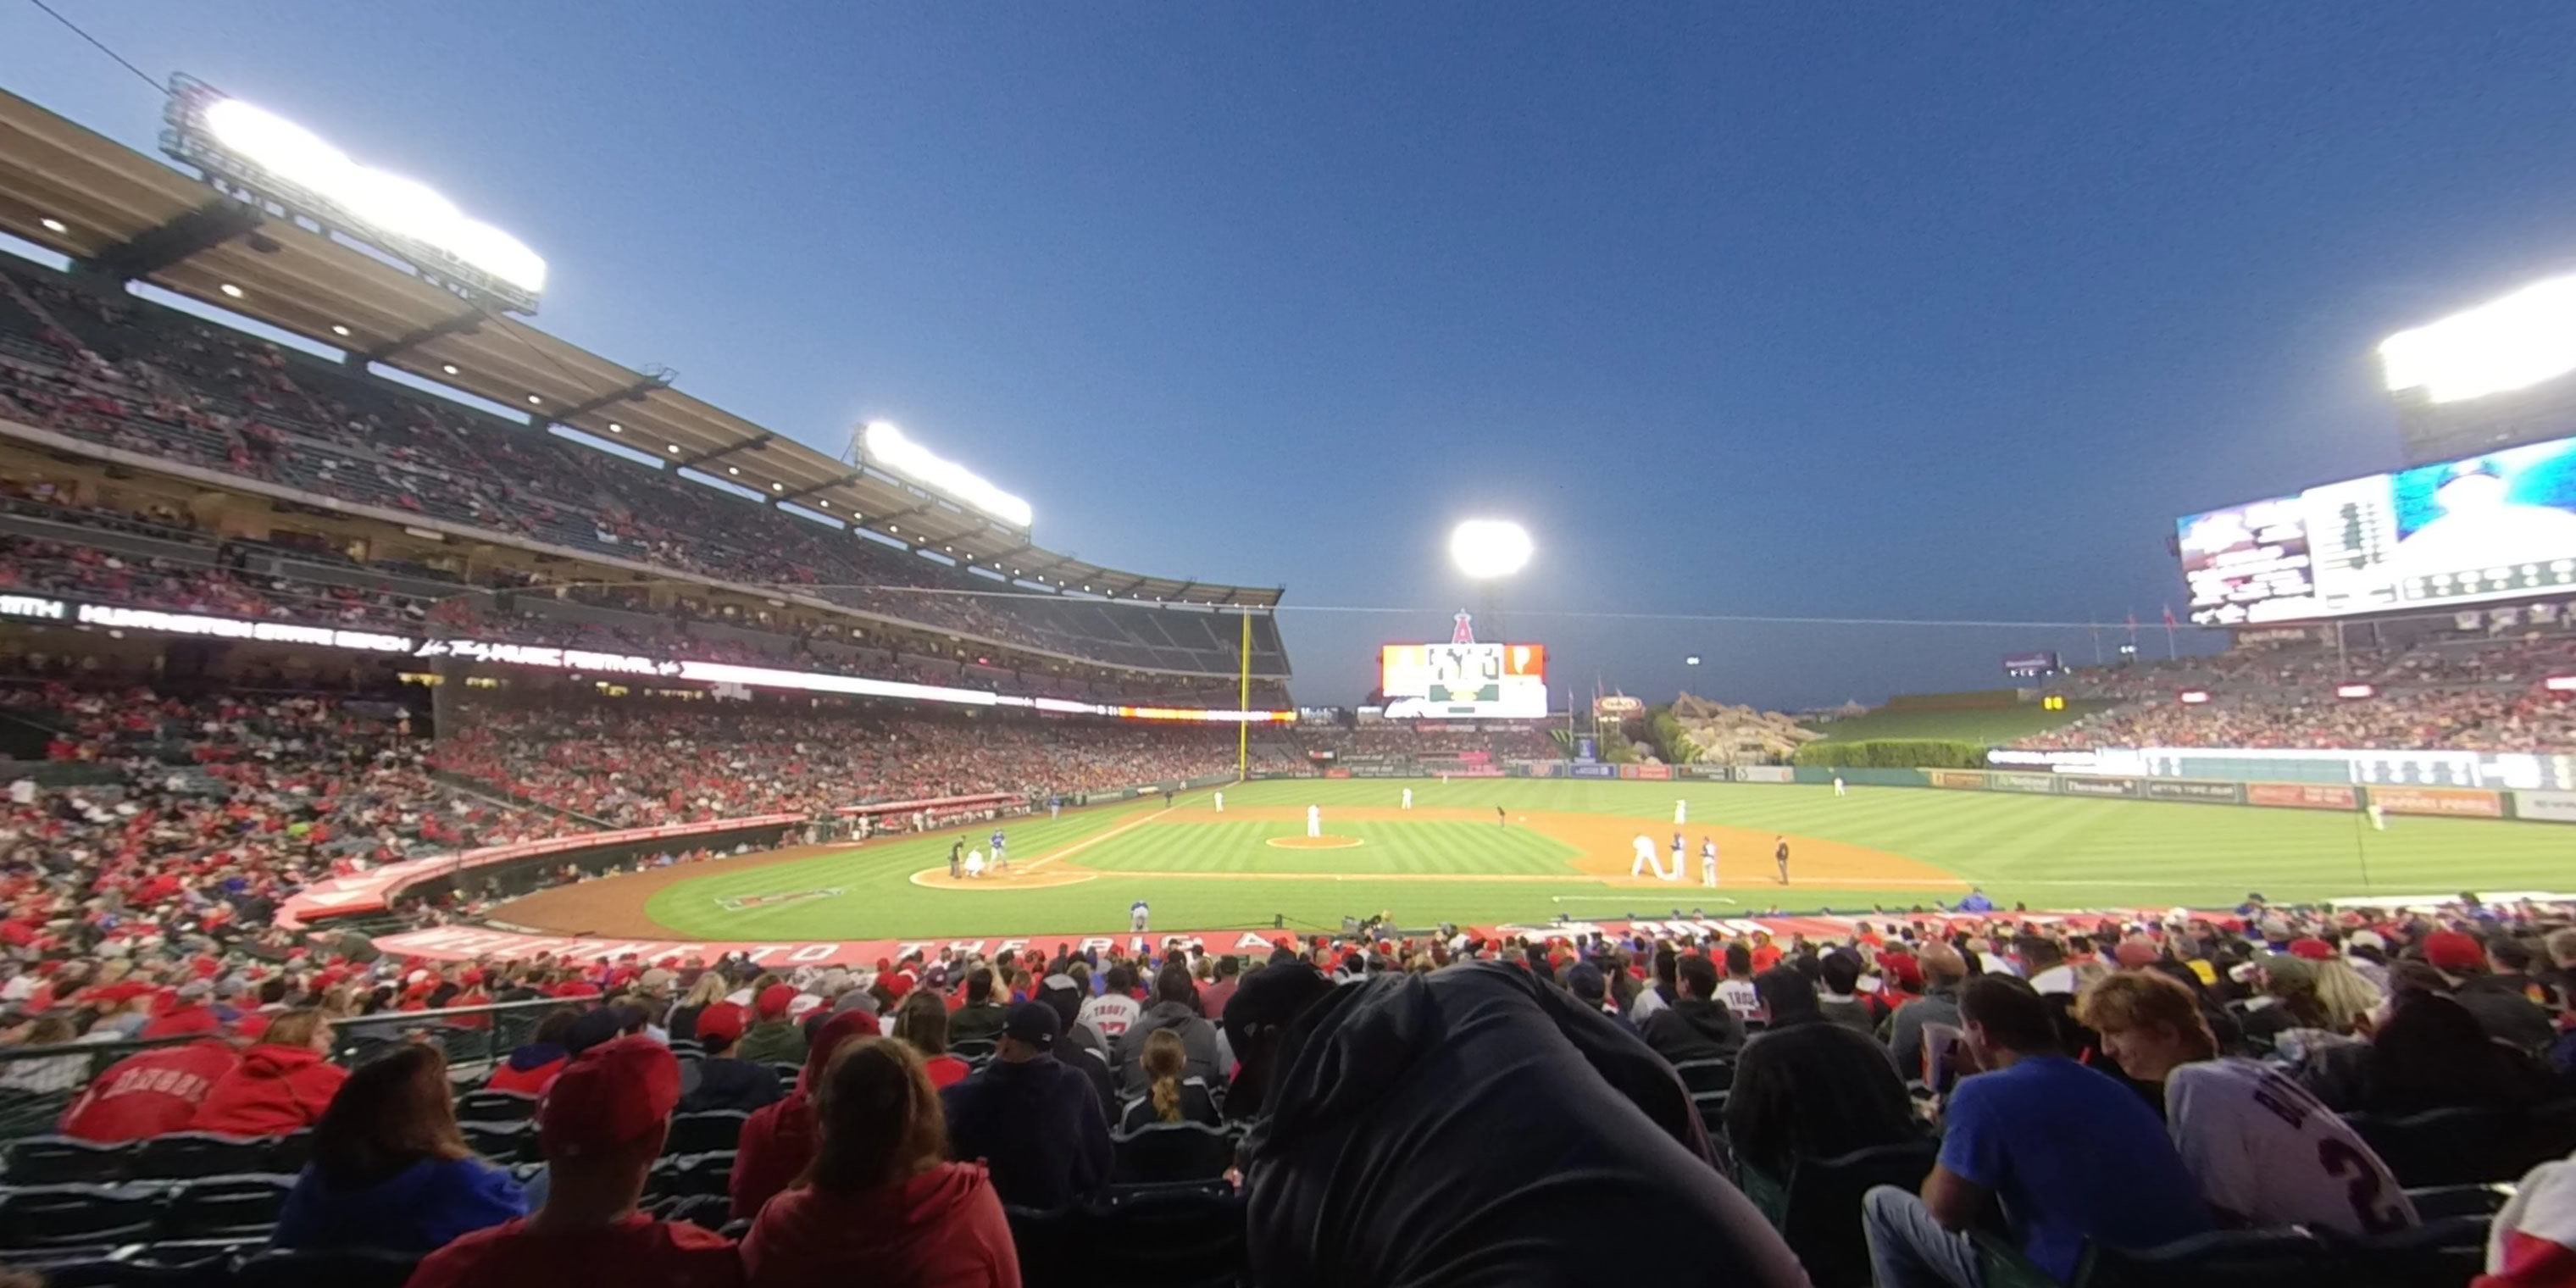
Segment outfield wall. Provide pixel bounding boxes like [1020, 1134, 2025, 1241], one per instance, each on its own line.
[1251, 759, 2576, 823]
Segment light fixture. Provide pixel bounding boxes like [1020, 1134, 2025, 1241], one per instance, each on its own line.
[666, 445, 680, 454]
[817, 500, 830, 508]
[39, 218, 67, 234]
[726, 466, 739, 475]
[607, 423, 622, 434]
[526, 394, 542, 406]
[330, 325, 350, 337]
[441, 364, 459, 375]
[218, 283, 244, 298]
[770, 482, 783, 491]
[1450, 519, 1534, 580]
[889, 525, 899, 533]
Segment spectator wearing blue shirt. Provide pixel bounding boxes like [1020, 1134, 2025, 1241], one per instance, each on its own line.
[1863, 974, 2211, 1287]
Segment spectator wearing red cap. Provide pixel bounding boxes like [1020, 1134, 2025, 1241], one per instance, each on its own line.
[737, 985, 811, 1068]
[2424, 930, 2556, 1052]
[275, 1044, 525, 1253]
[680, 1002, 782, 1114]
[189, 1008, 346, 1136]
[408, 1036, 741, 1288]
[741, 1037, 1017, 1287]
[733, 1010, 881, 1220]
[57, 1037, 239, 1143]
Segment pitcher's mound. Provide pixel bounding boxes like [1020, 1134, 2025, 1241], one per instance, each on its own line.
[1267, 836, 1364, 850]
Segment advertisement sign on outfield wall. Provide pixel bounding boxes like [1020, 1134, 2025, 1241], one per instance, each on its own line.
[1678, 764, 1734, 780]
[2369, 786, 2505, 819]
[1629, 764, 1673, 781]
[1989, 773, 2057, 794]
[1927, 770, 1988, 791]
[1736, 766, 1796, 784]
[2059, 776, 2140, 797]
[1570, 763, 1618, 780]
[2517, 791, 2576, 823]
[2145, 780, 2244, 804]
[2246, 783, 2359, 811]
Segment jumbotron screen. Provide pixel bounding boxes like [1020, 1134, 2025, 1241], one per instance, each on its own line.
[1380, 642, 1548, 719]
[2179, 431, 2576, 625]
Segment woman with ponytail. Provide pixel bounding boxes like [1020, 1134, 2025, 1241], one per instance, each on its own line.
[741, 1036, 1019, 1287]
[1117, 1028, 1220, 1133]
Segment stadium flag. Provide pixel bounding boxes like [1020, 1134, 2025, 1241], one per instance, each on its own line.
[2089, 614, 2101, 665]
[2162, 604, 2179, 659]
[2126, 609, 2138, 649]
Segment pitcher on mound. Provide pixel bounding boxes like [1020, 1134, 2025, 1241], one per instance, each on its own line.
[1307, 804, 1322, 838]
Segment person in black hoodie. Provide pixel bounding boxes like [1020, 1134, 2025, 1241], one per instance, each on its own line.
[940, 1002, 1110, 1210]
[1244, 960, 1805, 1286]
[1724, 966, 1923, 1182]
[1113, 965, 1221, 1094]
[1640, 952, 1746, 1067]
[675, 1001, 781, 1113]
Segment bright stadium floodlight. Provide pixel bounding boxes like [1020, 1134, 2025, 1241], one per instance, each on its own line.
[2379, 272, 2576, 402]
[861, 420, 1034, 528]
[1450, 519, 1533, 580]
[169, 85, 547, 308]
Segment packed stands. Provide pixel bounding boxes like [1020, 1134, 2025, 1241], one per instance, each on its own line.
[0, 891, 2568, 1284]
[0, 258, 1291, 685]
[2020, 630, 2576, 752]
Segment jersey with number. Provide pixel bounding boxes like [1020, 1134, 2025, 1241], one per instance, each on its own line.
[2163, 1058, 2416, 1236]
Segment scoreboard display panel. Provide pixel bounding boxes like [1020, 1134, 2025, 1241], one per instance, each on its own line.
[2179, 430, 2576, 625]
[1380, 642, 1547, 719]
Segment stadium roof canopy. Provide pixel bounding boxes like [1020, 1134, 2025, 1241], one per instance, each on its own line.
[0, 87, 1282, 609]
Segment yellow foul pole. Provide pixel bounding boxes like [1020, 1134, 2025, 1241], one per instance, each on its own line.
[1238, 606, 1252, 780]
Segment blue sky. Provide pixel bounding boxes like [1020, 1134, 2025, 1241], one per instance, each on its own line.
[7, 3, 2576, 708]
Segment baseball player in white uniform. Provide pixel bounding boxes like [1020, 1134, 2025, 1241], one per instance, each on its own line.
[1214, 790, 1224, 813]
[1834, 775, 1847, 797]
[1674, 799, 1687, 825]
[1402, 787, 1413, 810]
[963, 848, 986, 880]
[1307, 804, 1322, 838]
[1702, 838, 1718, 888]
[1630, 834, 1661, 880]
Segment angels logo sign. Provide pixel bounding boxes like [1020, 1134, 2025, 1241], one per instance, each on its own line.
[714, 887, 844, 913]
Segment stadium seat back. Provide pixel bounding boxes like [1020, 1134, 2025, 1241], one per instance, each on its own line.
[1110, 1121, 1236, 1185]
[0, 1182, 167, 1250]
[664, 1109, 750, 1155]
[2080, 1227, 2334, 1288]
[1004, 1204, 1080, 1288]
[2347, 1102, 2576, 1186]
[1084, 1186, 1247, 1285]
[646, 1150, 737, 1199]
[950, 1039, 999, 1067]
[22, 1249, 234, 1288]
[233, 1246, 424, 1288]
[135, 1132, 276, 1180]
[3, 1135, 133, 1185]
[158, 1174, 296, 1241]
[454, 1089, 542, 1123]
[461, 1119, 540, 1163]
[649, 1191, 733, 1232]
[1744, 1140, 1939, 1288]
[1670, 1058, 1736, 1096]
[766, 1062, 806, 1084]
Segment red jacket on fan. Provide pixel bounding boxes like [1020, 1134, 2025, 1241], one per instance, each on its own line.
[741, 1162, 1018, 1288]
[187, 1045, 347, 1136]
[58, 1041, 240, 1142]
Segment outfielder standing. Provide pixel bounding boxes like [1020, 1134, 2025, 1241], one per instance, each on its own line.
[1774, 836, 1790, 885]
[1702, 837, 1718, 888]
[1402, 786, 1413, 810]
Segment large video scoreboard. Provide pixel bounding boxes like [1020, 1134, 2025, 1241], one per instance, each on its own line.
[1379, 641, 1548, 719]
[2179, 430, 2576, 625]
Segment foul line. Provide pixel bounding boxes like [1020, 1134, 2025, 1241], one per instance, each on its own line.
[1019, 805, 1176, 873]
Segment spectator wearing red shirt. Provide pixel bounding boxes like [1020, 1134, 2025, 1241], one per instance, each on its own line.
[486, 1008, 579, 1095]
[140, 979, 224, 1040]
[1200, 956, 1241, 1021]
[406, 1037, 741, 1288]
[189, 1008, 345, 1136]
[741, 1036, 1017, 1287]
[732, 1011, 880, 1220]
[58, 1039, 240, 1142]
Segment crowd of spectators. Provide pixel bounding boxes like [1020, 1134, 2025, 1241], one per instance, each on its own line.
[0, 262, 1290, 682]
[2021, 630, 2576, 752]
[3, 891, 2573, 1283]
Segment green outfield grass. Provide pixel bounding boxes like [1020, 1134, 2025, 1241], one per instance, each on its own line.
[1799, 701, 2111, 746]
[630, 779, 2576, 941]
